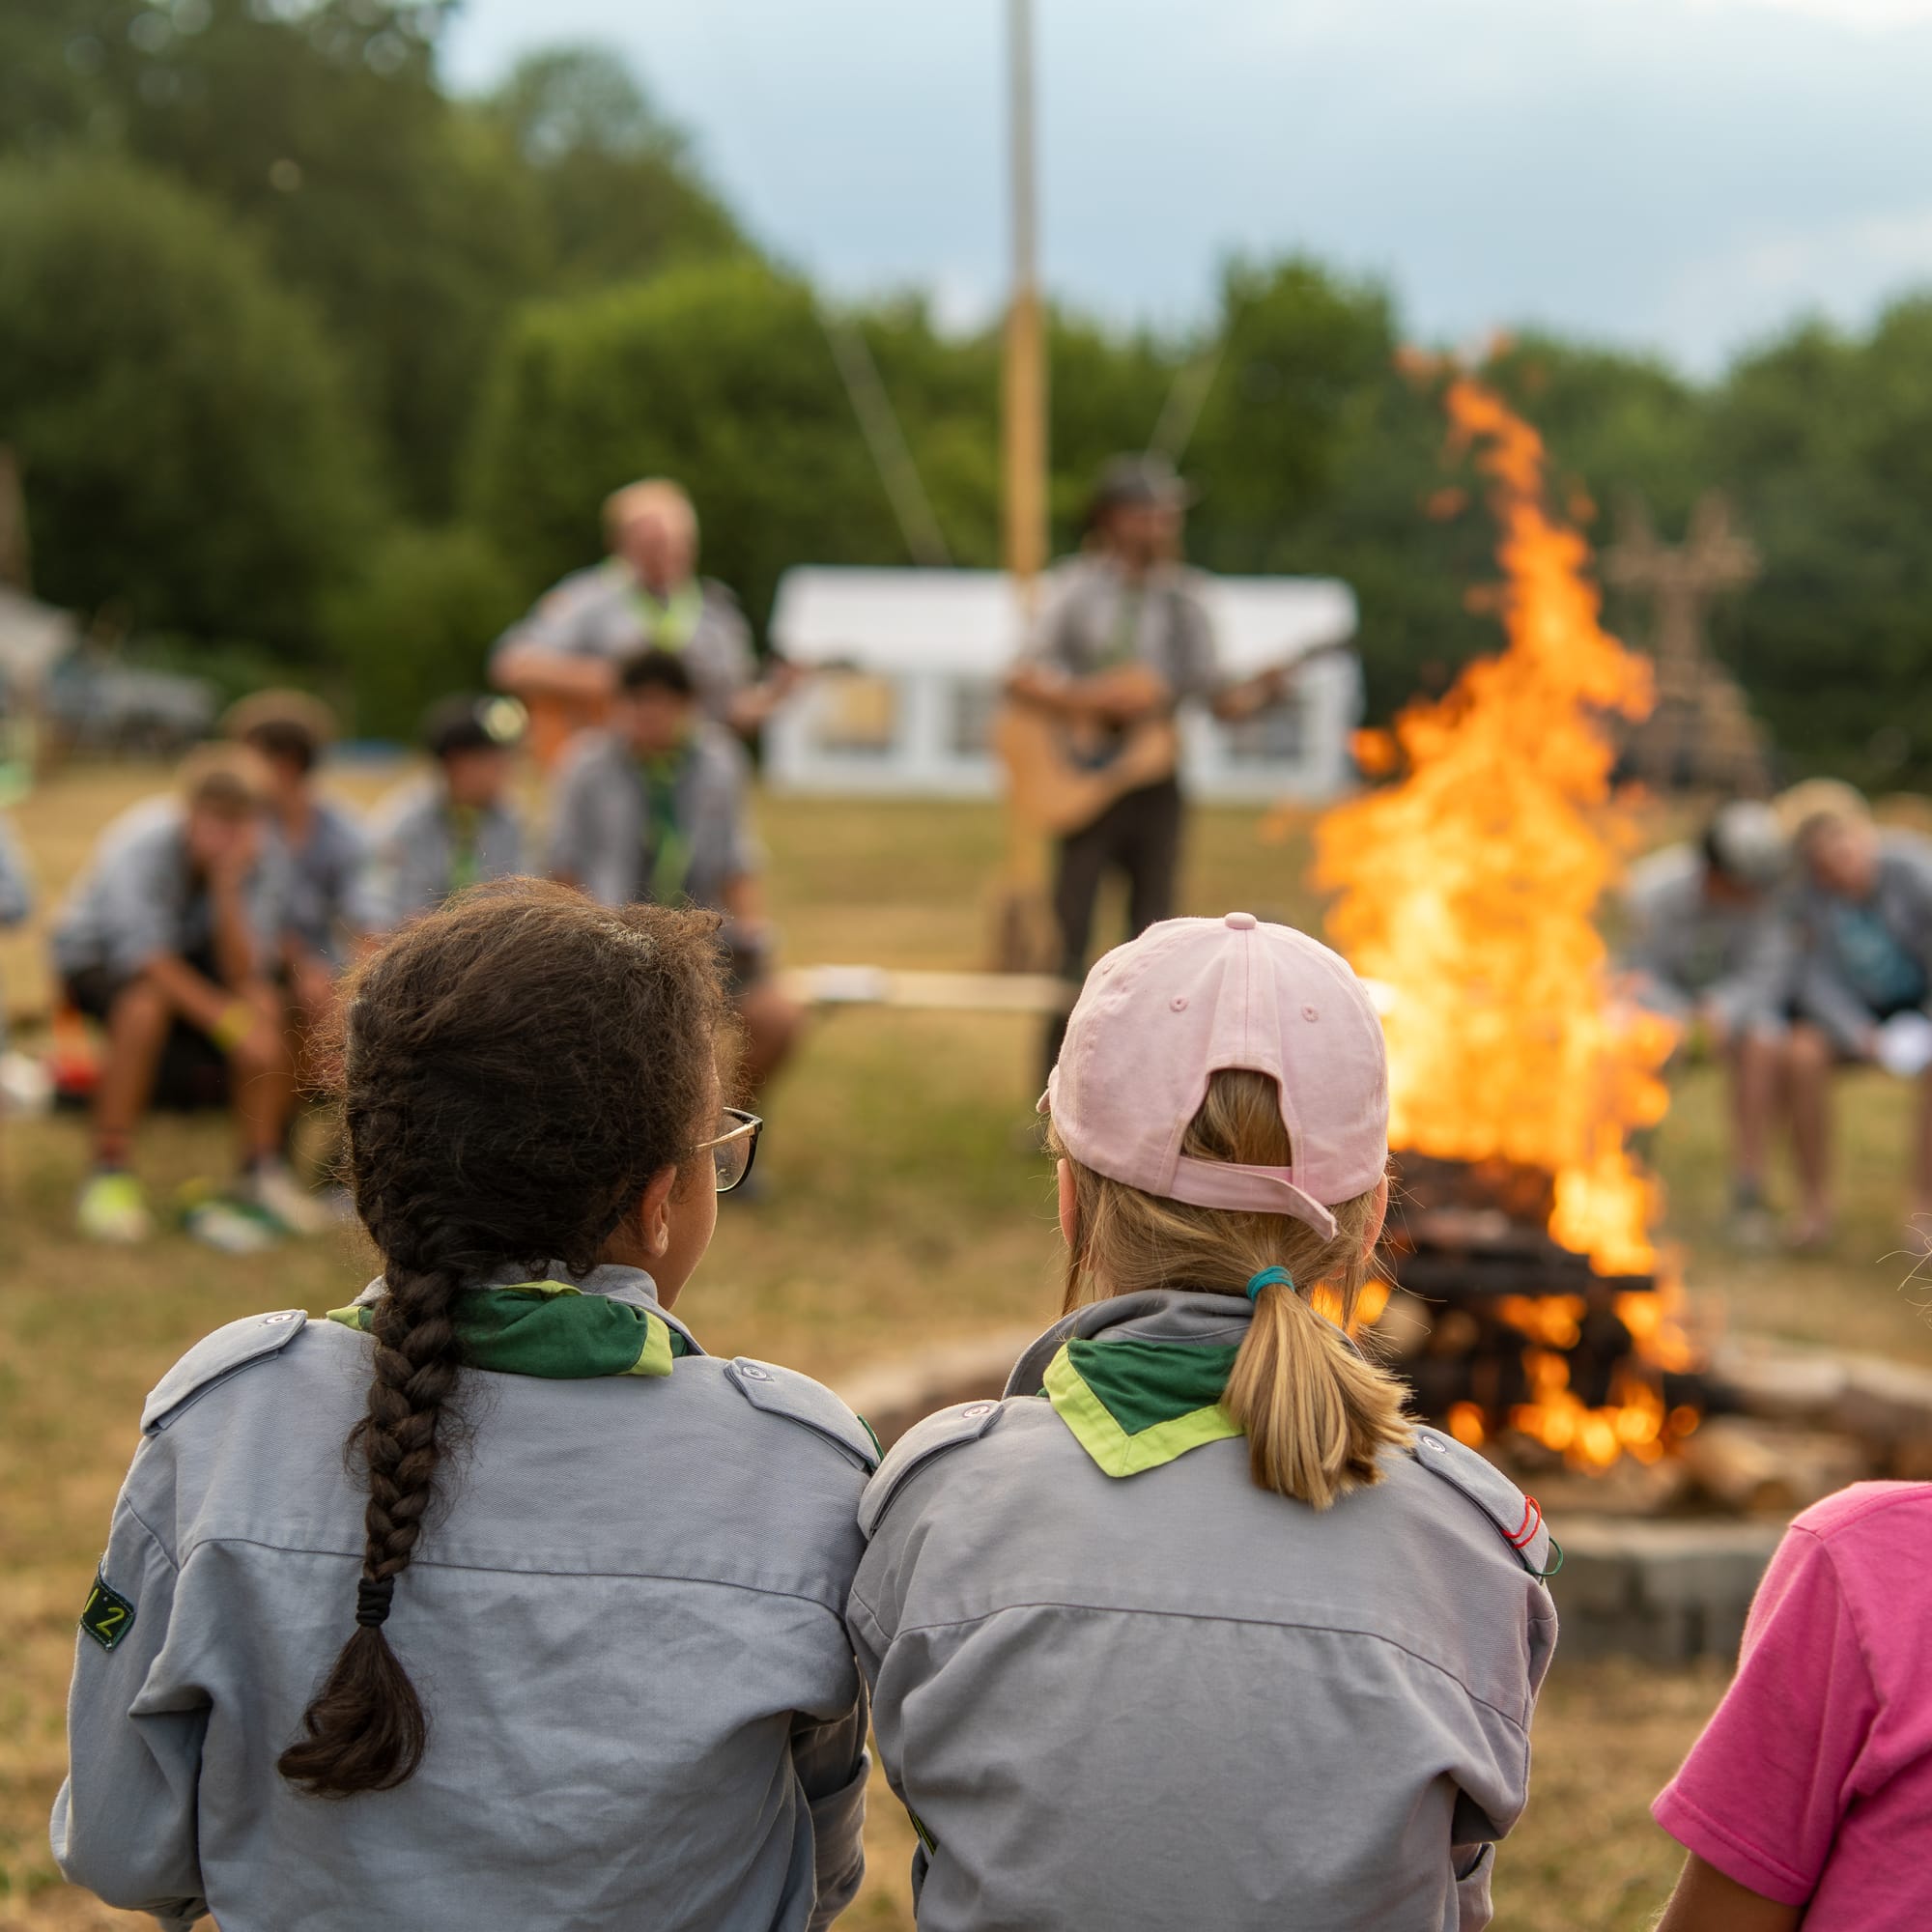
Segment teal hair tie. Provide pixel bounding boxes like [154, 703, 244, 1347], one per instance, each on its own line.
[1246, 1266, 1294, 1301]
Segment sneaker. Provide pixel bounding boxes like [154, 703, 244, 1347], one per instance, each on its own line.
[184, 1190, 281, 1255]
[77, 1170, 153, 1244]
[241, 1159, 334, 1237]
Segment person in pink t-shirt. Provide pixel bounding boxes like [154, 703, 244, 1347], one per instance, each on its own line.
[1652, 1480, 1932, 1931]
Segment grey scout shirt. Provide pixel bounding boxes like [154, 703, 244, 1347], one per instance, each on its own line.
[493, 563, 757, 726]
[363, 778, 526, 931]
[0, 810, 31, 928]
[1792, 830, 1932, 1052]
[548, 725, 756, 915]
[50, 798, 288, 983]
[1622, 843, 1794, 1037]
[849, 1291, 1560, 1932]
[0, 810, 31, 1044]
[53, 1264, 878, 1932]
[1031, 554, 1222, 707]
[269, 797, 383, 965]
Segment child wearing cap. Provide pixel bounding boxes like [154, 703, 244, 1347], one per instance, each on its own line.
[1652, 1477, 1932, 1931]
[365, 696, 527, 930]
[49, 746, 319, 1244]
[848, 913, 1559, 1932]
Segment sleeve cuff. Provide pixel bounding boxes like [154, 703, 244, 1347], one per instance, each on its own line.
[1651, 1784, 1814, 1908]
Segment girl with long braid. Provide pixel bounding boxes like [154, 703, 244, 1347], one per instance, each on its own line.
[54, 880, 878, 1932]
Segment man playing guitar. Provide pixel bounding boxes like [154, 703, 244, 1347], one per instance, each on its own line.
[1006, 453, 1295, 1082]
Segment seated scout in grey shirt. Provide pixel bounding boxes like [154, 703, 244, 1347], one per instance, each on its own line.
[549, 649, 803, 1105]
[55, 884, 875, 1932]
[548, 651, 760, 923]
[50, 751, 321, 1248]
[227, 692, 383, 973]
[850, 916, 1559, 1932]
[1622, 802, 1793, 1041]
[364, 696, 527, 931]
[0, 807, 33, 1044]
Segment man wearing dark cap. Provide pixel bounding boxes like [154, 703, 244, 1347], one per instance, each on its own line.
[364, 696, 528, 929]
[1008, 454, 1286, 1076]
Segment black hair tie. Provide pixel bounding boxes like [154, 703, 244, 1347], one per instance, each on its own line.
[355, 1576, 396, 1629]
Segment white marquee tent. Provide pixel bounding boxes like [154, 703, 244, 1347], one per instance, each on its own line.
[765, 566, 1361, 805]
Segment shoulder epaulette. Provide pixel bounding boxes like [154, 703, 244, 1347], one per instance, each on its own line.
[858, 1398, 1007, 1538]
[724, 1358, 879, 1472]
[142, 1310, 308, 1435]
[1408, 1426, 1556, 1579]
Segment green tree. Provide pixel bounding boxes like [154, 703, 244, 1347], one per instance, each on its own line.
[469, 260, 908, 630]
[78, 0, 545, 515]
[325, 525, 524, 737]
[487, 45, 747, 292]
[0, 156, 375, 655]
[1708, 300, 1932, 784]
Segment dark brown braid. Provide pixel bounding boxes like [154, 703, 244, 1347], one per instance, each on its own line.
[278, 879, 728, 1798]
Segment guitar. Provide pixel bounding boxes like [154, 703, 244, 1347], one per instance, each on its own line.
[995, 642, 1352, 838]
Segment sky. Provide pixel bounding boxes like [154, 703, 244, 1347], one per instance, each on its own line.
[442, 0, 1932, 374]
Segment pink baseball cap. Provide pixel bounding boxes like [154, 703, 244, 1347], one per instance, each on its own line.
[1040, 912, 1389, 1240]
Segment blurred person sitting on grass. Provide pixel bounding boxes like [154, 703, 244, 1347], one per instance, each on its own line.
[364, 696, 526, 930]
[225, 691, 382, 1059]
[1778, 780, 1932, 1248]
[52, 882, 876, 1932]
[548, 649, 802, 1116]
[49, 745, 326, 1245]
[1652, 1472, 1932, 1932]
[491, 478, 795, 755]
[0, 803, 34, 1062]
[1622, 800, 1796, 1248]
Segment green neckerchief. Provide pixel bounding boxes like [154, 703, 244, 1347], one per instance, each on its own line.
[1043, 1335, 1244, 1477]
[626, 577, 705, 653]
[444, 803, 482, 895]
[326, 1280, 691, 1379]
[639, 742, 694, 903]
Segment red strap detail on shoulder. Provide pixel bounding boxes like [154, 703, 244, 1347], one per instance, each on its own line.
[1506, 1495, 1543, 1549]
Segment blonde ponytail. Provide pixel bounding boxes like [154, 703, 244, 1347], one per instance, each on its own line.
[1052, 1066, 1411, 1510]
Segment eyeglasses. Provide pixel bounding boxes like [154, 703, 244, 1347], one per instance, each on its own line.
[694, 1108, 763, 1194]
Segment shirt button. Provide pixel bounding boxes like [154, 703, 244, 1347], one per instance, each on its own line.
[961, 1403, 996, 1418]
[739, 1363, 772, 1381]
[262, 1311, 300, 1325]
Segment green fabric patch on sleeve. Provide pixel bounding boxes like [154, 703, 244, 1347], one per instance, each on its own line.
[326, 1284, 690, 1380]
[79, 1569, 136, 1651]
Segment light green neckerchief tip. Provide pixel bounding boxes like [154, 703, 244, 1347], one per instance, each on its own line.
[327, 1279, 686, 1380]
[1043, 1336, 1244, 1478]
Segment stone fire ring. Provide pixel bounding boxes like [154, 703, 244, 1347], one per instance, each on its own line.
[833, 1332, 1932, 1663]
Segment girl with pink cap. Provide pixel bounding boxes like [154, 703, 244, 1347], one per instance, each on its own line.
[848, 913, 1559, 1931]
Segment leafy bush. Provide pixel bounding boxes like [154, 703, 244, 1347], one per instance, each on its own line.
[0, 156, 377, 659]
[325, 524, 524, 739]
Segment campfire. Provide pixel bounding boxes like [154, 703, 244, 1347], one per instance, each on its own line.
[1314, 377, 1698, 1475]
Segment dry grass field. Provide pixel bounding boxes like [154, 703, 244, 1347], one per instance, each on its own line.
[4, 759, 1930, 1932]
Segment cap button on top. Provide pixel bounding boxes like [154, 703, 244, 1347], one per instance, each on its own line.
[1224, 911, 1258, 931]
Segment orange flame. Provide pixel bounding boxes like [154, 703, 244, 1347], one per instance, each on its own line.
[1316, 378, 1676, 1277]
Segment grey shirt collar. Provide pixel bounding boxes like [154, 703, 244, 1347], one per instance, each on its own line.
[349, 1259, 707, 1355]
[1004, 1289, 1256, 1397]
[1004, 1284, 1370, 1397]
